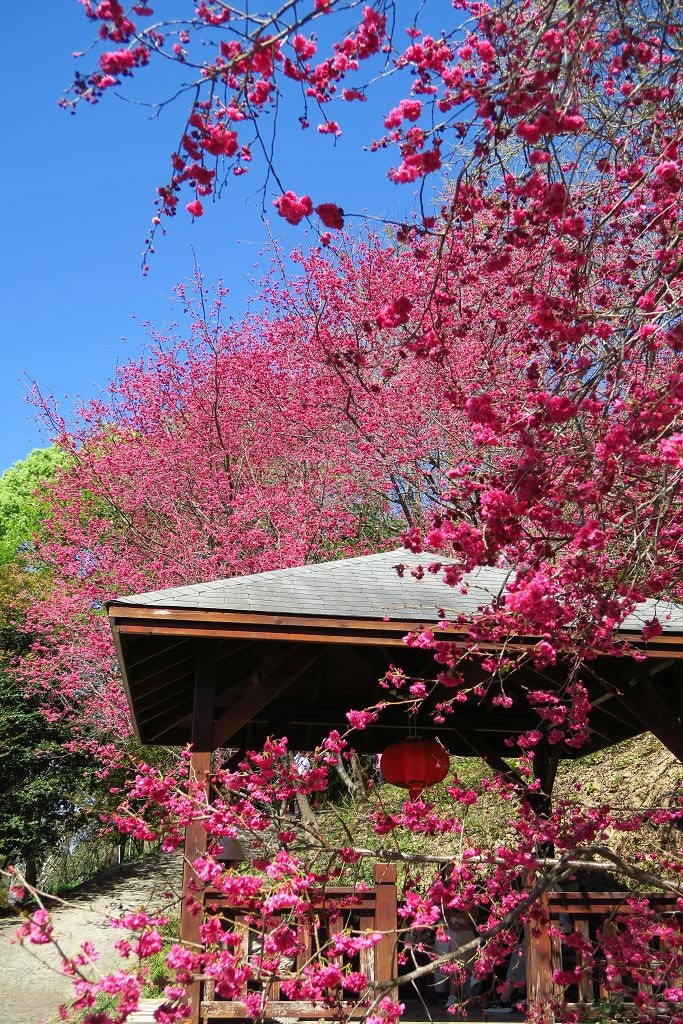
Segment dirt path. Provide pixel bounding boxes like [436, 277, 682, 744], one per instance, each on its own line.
[0, 855, 182, 1024]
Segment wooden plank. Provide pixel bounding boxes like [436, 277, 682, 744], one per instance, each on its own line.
[144, 704, 193, 742]
[117, 622, 413, 646]
[548, 893, 677, 919]
[212, 647, 319, 749]
[199, 1001, 368, 1018]
[297, 916, 314, 973]
[136, 694, 191, 732]
[112, 612, 683, 653]
[127, 637, 190, 669]
[132, 647, 195, 688]
[111, 605, 472, 633]
[202, 976, 216, 1004]
[373, 862, 398, 998]
[134, 682, 192, 724]
[134, 676, 192, 719]
[661, 936, 683, 990]
[599, 920, 620, 1000]
[234, 914, 250, 1000]
[110, 603, 683, 646]
[115, 616, 683, 655]
[359, 910, 374, 984]
[214, 639, 258, 665]
[205, 889, 377, 910]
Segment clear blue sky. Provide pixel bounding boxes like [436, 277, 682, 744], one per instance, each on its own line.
[2, 1, 444, 474]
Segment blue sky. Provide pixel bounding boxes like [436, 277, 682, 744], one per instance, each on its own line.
[1, 1, 444, 474]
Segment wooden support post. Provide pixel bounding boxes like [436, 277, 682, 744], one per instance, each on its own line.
[181, 749, 212, 1024]
[525, 739, 561, 1022]
[191, 641, 216, 753]
[373, 862, 398, 1001]
[525, 887, 558, 1023]
[183, 643, 216, 1024]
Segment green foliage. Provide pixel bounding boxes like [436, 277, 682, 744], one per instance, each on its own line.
[0, 447, 66, 565]
[305, 755, 514, 890]
[141, 916, 180, 997]
[0, 666, 91, 883]
[0, 446, 99, 888]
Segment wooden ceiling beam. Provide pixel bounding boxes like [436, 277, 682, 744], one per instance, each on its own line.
[278, 709, 532, 734]
[140, 643, 218, 745]
[214, 639, 259, 667]
[130, 644, 193, 682]
[131, 638, 245, 699]
[451, 729, 529, 790]
[586, 697, 640, 731]
[135, 677, 192, 718]
[131, 641, 258, 707]
[133, 658, 195, 700]
[125, 637, 190, 670]
[138, 694, 192, 734]
[145, 706, 193, 743]
[213, 651, 263, 699]
[212, 646, 320, 749]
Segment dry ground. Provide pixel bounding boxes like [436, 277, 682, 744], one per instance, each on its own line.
[0, 855, 182, 1024]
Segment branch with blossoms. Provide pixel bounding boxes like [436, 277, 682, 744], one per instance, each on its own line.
[20, 5, 683, 1021]
[2, 863, 187, 1023]
[6, 715, 683, 1024]
[64, 1, 683, 293]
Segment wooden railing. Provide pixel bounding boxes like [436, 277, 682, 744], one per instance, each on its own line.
[548, 891, 681, 1007]
[188, 880, 680, 1021]
[198, 863, 398, 1021]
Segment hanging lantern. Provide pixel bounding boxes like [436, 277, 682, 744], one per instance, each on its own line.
[379, 737, 450, 800]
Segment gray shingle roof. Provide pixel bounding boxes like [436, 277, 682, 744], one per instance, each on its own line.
[109, 548, 683, 634]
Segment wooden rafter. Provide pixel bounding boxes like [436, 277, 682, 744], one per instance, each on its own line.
[134, 659, 195, 702]
[212, 646, 320, 750]
[142, 699, 193, 742]
[126, 636, 190, 670]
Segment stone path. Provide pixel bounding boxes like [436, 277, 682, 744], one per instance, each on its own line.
[0, 856, 182, 1024]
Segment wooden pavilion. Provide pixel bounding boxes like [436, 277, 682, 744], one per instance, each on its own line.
[107, 548, 683, 1022]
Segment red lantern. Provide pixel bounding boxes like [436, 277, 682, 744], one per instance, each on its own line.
[379, 737, 450, 800]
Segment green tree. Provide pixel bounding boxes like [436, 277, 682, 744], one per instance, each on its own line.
[0, 664, 88, 886]
[0, 448, 86, 888]
[0, 447, 65, 566]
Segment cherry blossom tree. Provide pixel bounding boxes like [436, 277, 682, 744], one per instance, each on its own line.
[60, 0, 683, 649]
[16, 225, 683, 1023]
[23, 247, 471, 738]
[7, 1, 683, 1022]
